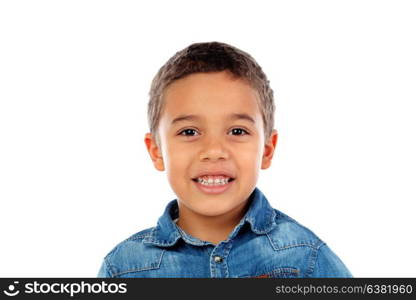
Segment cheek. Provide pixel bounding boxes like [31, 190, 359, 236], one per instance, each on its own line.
[164, 143, 193, 177]
[234, 143, 263, 172]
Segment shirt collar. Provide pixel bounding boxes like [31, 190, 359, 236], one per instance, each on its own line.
[143, 187, 277, 247]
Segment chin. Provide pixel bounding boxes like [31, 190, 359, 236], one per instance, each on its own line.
[192, 200, 240, 217]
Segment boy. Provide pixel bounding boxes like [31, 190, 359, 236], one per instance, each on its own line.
[97, 42, 352, 278]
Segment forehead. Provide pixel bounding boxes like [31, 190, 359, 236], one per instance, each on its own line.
[161, 71, 262, 122]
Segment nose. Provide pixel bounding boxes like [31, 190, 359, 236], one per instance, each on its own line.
[199, 137, 229, 162]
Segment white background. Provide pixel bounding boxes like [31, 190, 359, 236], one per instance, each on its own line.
[1, 0, 415, 277]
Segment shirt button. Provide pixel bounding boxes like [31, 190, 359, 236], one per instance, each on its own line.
[214, 256, 223, 263]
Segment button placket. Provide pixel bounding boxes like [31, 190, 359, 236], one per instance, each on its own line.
[209, 241, 233, 278]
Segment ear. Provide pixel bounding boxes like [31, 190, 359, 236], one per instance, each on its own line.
[144, 133, 165, 171]
[261, 129, 278, 169]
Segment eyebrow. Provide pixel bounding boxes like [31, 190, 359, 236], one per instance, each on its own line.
[170, 113, 256, 125]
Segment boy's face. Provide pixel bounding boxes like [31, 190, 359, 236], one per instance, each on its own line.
[145, 71, 277, 220]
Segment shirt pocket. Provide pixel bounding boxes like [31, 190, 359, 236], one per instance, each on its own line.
[251, 267, 300, 278]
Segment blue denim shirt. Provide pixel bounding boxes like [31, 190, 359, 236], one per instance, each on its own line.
[97, 188, 352, 278]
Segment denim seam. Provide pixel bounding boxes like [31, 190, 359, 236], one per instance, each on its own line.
[101, 258, 113, 278]
[176, 226, 212, 246]
[112, 249, 165, 277]
[102, 232, 156, 277]
[223, 241, 233, 278]
[305, 241, 325, 277]
[209, 241, 233, 278]
[144, 239, 178, 246]
[275, 243, 316, 251]
[127, 234, 151, 241]
[103, 244, 121, 278]
[266, 233, 319, 252]
[143, 227, 181, 247]
[240, 267, 300, 278]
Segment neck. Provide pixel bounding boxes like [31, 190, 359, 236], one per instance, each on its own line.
[176, 200, 250, 245]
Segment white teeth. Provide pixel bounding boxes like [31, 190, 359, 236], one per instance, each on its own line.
[197, 177, 231, 186]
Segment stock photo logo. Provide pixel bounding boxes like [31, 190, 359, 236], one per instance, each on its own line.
[2, 280, 128, 297]
[3, 281, 20, 297]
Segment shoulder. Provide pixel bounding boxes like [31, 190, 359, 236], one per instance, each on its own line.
[99, 227, 165, 278]
[267, 209, 324, 251]
[268, 209, 352, 277]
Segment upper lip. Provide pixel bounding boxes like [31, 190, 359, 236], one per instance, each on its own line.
[192, 171, 236, 180]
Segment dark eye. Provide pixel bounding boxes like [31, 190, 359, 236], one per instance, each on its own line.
[230, 128, 249, 136]
[179, 129, 198, 136]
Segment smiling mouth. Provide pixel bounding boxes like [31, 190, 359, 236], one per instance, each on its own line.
[191, 176, 235, 186]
